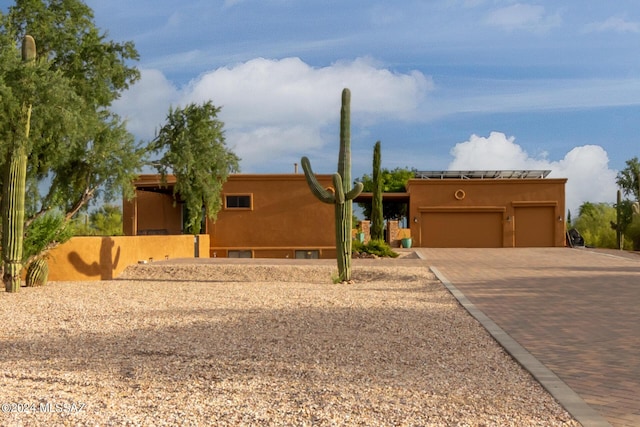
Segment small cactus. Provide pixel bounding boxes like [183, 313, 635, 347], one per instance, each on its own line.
[302, 88, 363, 282]
[25, 258, 49, 287]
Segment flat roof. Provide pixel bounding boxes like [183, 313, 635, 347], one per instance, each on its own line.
[414, 170, 551, 179]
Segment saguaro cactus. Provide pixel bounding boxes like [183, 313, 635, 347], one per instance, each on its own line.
[371, 141, 384, 241]
[616, 190, 623, 250]
[633, 173, 640, 215]
[302, 88, 363, 282]
[2, 35, 35, 292]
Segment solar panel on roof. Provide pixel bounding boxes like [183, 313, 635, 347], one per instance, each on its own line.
[414, 170, 551, 179]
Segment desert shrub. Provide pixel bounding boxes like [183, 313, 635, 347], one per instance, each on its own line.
[352, 239, 399, 258]
[626, 215, 640, 250]
[23, 210, 74, 263]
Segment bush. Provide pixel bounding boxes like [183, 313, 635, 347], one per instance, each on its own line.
[626, 215, 640, 251]
[23, 211, 74, 262]
[352, 239, 399, 258]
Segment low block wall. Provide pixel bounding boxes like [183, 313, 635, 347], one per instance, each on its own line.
[46, 234, 210, 281]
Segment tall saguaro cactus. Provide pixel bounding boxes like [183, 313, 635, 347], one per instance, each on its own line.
[633, 173, 640, 215]
[371, 141, 384, 241]
[302, 88, 363, 282]
[2, 35, 36, 292]
[616, 190, 623, 250]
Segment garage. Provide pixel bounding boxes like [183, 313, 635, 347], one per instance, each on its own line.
[420, 210, 504, 248]
[514, 205, 556, 247]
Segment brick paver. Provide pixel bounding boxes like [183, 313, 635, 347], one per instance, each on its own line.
[418, 247, 640, 427]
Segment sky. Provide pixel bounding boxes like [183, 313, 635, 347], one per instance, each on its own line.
[4, 1, 640, 214]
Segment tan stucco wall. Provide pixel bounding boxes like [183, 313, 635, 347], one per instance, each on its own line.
[46, 234, 210, 281]
[406, 178, 567, 248]
[209, 174, 335, 255]
[124, 174, 338, 258]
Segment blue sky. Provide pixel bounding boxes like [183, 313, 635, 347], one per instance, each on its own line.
[4, 1, 640, 213]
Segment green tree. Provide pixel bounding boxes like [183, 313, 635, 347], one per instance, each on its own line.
[356, 167, 414, 223]
[574, 202, 620, 249]
[71, 204, 123, 236]
[1, 1, 240, 287]
[90, 204, 124, 236]
[370, 141, 384, 241]
[148, 102, 240, 234]
[0, 0, 140, 290]
[616, 157, 640, 200]
[2, 0, 141, 220]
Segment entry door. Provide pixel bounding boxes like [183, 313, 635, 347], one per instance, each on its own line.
[514, 206, 555, 247]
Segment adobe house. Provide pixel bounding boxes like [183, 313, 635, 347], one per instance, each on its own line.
[123, 174, 337, 258]
[123, 170, 567, 255]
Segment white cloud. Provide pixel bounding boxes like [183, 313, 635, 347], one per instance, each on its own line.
[113, 69, 180, 140]
[186, 57, 430, 172]
[112, 57, 431, 172]
[227, 125, 326, 172]
[448, 132, 618, 214]
[449, 132, 544, 169]
[485, 3, 561, 33]
[584, 17, 640, 34]
[181, 57, 431, 126]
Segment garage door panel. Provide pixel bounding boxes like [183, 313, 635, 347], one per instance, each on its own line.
[421, 212, 503, 248]
[515, 206, 555, 247]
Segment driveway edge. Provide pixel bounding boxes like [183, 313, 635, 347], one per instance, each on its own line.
[429, 266, 611, 427]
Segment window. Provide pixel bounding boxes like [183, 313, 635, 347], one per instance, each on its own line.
[225, 194, 252, 209]
[228, 250, 252, 258]
[295, 250, 319, 259]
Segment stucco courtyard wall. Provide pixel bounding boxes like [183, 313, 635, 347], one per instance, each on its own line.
[45, 234, 210, 281]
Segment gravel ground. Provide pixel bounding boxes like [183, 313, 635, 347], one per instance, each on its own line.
[0, 263, 579, 426]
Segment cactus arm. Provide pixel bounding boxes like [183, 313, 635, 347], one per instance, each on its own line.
[301, 156, 336, 204]
[346, 182, 364, 200]
[333, 174, 345, 204]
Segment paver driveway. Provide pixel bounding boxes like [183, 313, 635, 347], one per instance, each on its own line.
[418, 247, 640, 427]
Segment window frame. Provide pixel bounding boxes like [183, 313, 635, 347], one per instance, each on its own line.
[224, 193, 253, 210]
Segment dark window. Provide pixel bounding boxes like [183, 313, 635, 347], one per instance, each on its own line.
[226, 195, 252, 209]
[295, 250, 319, 259]
[229, 250, 252, 258]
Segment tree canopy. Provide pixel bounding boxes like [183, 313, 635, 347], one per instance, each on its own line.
[1, 0, 141, 224]
[0, 0, 240, 272]
[148, 102, 240, 234]
[355, 167, 414, 222]
[616, 157, 640, 200]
